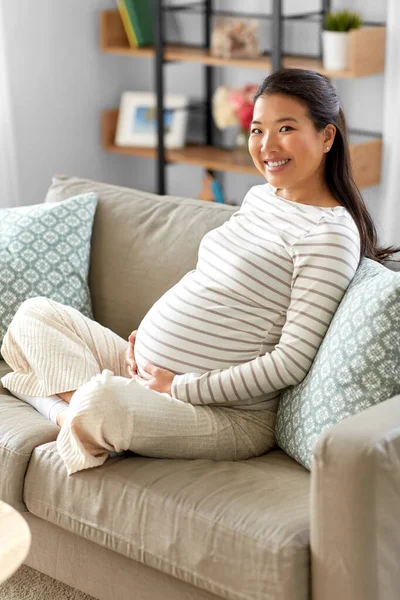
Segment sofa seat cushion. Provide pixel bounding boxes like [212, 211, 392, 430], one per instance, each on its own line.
[0, 361, 59, 511]
[24, 443, 310, 600]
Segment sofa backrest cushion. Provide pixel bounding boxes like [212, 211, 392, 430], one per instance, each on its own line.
[45, 176, 236, 339]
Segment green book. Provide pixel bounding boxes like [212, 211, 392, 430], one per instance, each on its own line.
[116, 0, 138, 48]
[124, 0, 154, 47]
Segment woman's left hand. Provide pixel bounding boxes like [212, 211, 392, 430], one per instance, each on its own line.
[132, 362, 175, 395]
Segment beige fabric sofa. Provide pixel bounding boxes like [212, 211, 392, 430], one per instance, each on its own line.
[1, 175, 400, 600]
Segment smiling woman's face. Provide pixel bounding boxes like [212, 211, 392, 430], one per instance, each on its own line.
[248, 93, 335, 194]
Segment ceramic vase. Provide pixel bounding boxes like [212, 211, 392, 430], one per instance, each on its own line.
[322, 30, 349, 71]
[233, 128, 249, 152]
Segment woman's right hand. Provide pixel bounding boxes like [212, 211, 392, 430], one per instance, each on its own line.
[126, 330, 137, 378]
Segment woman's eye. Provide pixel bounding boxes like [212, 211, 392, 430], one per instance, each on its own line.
[251, 128, 262, 134]
[280, 126, 293, 132]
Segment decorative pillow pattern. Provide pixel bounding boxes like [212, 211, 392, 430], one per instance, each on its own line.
[275, 258, 400, 470]
[0, 193, 97, 348]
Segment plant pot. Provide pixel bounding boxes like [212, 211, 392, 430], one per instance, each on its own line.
[321, 30, 349, 71]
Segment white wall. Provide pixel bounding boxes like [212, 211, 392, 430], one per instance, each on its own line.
[1, 0, 154, 206]
[0, 0, 19, 207]
[2, 0, 388, 224]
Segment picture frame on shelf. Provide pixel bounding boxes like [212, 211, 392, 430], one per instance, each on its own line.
[115, 91, 189, 148]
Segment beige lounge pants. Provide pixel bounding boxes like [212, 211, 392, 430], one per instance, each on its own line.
[1, 297, 277, 474]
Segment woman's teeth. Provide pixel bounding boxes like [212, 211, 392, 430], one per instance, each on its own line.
[267, 159, 290, 167]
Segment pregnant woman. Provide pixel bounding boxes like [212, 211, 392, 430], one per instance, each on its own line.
[1, 69, 394, 474]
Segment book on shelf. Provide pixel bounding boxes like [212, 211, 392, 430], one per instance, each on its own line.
[116, 0, 138, 48]
[116, 0, 153, 48]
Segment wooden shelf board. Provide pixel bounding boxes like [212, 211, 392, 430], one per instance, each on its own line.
[350, 137, 382, 189]
[101, 110, 382, 188]
[100, 10, 385, 78]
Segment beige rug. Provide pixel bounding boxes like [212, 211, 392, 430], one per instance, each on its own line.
[0, 565, 97, 600]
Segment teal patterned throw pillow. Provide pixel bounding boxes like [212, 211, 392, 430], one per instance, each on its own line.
[0, 193, 97, 347]
[276, 258, 400, 470]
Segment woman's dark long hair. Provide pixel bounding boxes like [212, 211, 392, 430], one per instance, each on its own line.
[254, 68, 398, 263]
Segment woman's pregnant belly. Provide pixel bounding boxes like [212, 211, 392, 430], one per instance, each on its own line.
[134, 271, 278, 379]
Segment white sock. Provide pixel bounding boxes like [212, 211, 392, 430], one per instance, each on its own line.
[11, 390, 69, 425]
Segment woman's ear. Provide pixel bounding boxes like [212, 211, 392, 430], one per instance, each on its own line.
[324, 124, 336, 148]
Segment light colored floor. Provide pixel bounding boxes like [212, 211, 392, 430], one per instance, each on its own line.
[0, 565, 97, 600]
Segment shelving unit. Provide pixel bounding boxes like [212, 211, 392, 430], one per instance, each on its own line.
[100, 10, 385, 79]
[99, 4, 386, 195]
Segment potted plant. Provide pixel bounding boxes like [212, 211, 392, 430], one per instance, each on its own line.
[322, 10, 362, 71]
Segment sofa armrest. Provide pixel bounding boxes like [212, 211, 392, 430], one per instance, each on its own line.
[310, 394, 400, 600]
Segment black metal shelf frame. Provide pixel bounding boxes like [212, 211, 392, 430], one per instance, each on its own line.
[163, 4, 324, 21]
[154, 0, 166, 195]
[161, 2, 383, 26]
[149, 1, 388, 195]
[153, 0, 337, 195]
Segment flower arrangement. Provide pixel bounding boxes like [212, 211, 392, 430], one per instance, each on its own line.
[212, 84, 258, 133]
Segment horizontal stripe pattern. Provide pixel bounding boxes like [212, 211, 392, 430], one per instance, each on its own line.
[134, 183, 360, 409]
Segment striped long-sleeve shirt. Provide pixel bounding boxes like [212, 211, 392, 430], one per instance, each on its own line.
[134, 183, 361, 410]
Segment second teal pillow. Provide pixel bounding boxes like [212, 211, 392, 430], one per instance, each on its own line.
[275, 258, 400, 470]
